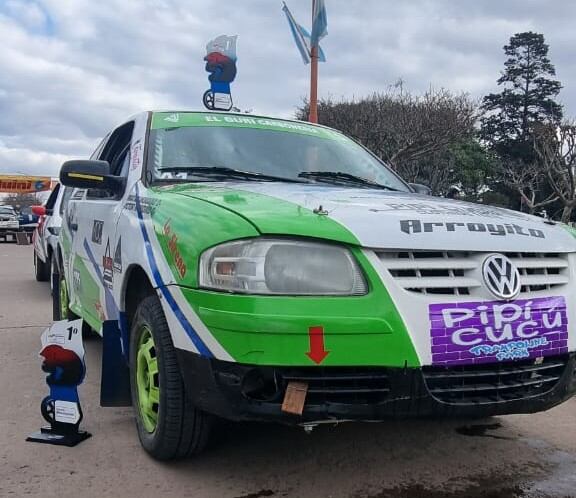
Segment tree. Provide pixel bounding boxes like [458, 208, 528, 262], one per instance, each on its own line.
[443, 140, 498, 201]
[533, 122, 576, 223]
[296, 88, 479, 194]
[480, 32, 564, 211]
[481, 32, 563, 159]
[397, 139, 497, 198]
[497, 158, 557, 215]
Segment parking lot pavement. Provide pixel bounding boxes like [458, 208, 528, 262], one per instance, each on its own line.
[1, 243, 576, 498]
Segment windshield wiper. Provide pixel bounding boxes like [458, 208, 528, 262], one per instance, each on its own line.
[297, 171, 400, 191]
[157, 166, 306, 184]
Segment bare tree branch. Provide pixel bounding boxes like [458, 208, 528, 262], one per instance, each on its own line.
[297, 87, 478, 194]
[498, 158, 558, 214]
[534, 121, 576, 222]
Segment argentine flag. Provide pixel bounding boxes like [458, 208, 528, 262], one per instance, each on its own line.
[311, 0, 328, 46]
[282, 2, 326, 65]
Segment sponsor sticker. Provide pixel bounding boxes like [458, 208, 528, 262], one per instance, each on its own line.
[102, 239, 113, 289]
[113, 237, 122, 273]
[72, 269, 82, 293]
[429, 296, 568, 365]
[91, 220, 104, 244]
[124, 195, 160, 215]
[163, 220, 187, 279]
[400, 220, 545, 239]
[130, 140, 143, 170]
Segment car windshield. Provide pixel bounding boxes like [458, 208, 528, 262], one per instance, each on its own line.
[148, 114, 410, 191]
[0, 206, 15, 215]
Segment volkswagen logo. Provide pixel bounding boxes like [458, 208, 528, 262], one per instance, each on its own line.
[482, 254, 521, 300]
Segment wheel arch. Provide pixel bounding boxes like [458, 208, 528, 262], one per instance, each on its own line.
[122, 264, 156, 333]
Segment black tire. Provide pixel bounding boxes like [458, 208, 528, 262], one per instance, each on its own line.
[129, 294, 212, 460]
[50, 251, 57, 296]
[34, 251, 50, 282]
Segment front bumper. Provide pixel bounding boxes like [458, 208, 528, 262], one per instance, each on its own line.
[176, 350, 576, 423]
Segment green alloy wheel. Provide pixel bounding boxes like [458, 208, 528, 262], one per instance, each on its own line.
[53, 256, 96, 338]
[136, 325, 159, 433]
[52, 256, 69, 321]
[59, 273, 69, 320]
[129, 294, 213, 460]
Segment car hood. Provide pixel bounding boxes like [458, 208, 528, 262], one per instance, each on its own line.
[167, 182, 576, 252]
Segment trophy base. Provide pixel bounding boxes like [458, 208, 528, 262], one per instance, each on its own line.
[26, 426, 92, 447]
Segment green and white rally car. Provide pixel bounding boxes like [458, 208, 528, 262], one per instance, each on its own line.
[57, 111, 576, 460]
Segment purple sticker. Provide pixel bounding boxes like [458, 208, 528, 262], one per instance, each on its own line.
[429, 296, 568, 366]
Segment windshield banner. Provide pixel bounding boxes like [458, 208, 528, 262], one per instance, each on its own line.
[151, 112, 345, 141]
[0, 175, 52, 194]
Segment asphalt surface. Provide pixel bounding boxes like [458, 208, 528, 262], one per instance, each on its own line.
[1, 243, 576, 498]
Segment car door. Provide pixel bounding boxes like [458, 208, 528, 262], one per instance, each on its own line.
[70, 122, 134, 330]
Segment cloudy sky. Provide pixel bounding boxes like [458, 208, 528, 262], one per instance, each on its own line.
[1, 0, 575, 177]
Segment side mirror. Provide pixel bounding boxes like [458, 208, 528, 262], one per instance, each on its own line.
[31, 205, 52, 216]
[60, 160, 125, 193]
[409, 183, 432, 196]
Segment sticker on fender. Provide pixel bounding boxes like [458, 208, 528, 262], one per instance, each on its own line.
[429, 296, 568, 365]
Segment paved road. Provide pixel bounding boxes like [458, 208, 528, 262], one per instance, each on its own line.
[1, 243, 576, 498]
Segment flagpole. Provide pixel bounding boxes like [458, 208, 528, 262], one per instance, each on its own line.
[308, 0, 319, 123]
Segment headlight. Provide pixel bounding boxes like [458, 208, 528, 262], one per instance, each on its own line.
[199, 239, 368, 295]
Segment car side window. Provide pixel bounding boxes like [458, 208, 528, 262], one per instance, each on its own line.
[59, 187, 74, 216]
[87, 122, 134, 200]
[90, 135, 109, 160]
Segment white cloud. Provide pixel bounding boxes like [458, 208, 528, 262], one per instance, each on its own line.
[0, 0, 575, 176]
[3, 0, 48, 31]
[0, 143, 69, 177]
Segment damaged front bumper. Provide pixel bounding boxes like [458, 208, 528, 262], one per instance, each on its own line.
[176, 350, 576, 423]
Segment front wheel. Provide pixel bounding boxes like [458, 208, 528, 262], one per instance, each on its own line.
[34, 252, 50, 282]
[50, 256, 97, 341]
[53, 262, 69, 321]
[50, 252, 57, 295]
[129, 294, 212, 460]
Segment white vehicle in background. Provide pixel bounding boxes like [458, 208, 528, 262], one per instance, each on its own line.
[0, 205, 19, 238]
[33, 183, 71, 284]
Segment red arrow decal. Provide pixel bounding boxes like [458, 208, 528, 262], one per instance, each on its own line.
[306, 326, 330, 364]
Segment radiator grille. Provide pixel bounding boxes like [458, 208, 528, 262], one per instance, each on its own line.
[422, 356, 568, 405]
[377, 251, 569, 296]
[281, 368, 391, 405]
